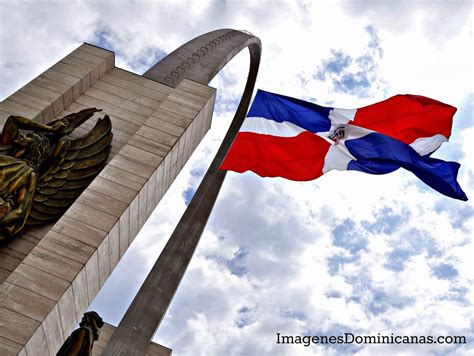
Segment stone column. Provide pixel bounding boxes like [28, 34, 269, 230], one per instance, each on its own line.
[0, 43, 215, 356]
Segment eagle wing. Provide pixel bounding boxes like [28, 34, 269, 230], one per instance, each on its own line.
[48, 107, 102, 136]
[26, 115, 112, 225]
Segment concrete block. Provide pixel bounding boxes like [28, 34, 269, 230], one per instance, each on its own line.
[80, 43, 112, 56]
[91, 322, 172, 356]
[179, 78, 216, 97]
[39, 230, 95, 266]
[31, 75, 70, 95]
[162, 152, 172, 192]
[178, 132, 187, 170]
[152, 107, 192, 128]
[76, 94, 147, 125]
[19, 83, 60, 108]
[24, 326, 49, 356]
[155, 164, 164, 203]
[182, 123, 193, 161]
[129, 196, 139, 243]
[81, 73, 92, 93]
[176, 83, 213, 100]
[0, 100, 40, 120]
[174, 85, 212, 103]
[120, 100, 154, 117]
[79, 44, 114, 69]
[0, 282, 55, 322]
[99, 164, 147, 191]
[22, 246, 83, 283]
[61, 55, 96, 72]
[97, 238, 110, 287]
[169, 143, 179, 182]
[138, 184, 148, 228]
[0, 247, 26, 273]
[146, 116, 185, 137]
[4, 235, 37, 258]
[42, 68, 79, 86]
[87, 86, 125, 107]
[42, 305, 64, 356]
[57, 287, 77, 338]
[108, 223, 120, 272]
[5, 91, 52, 114]
[0, 308, 39, 345]
[141, 74, 173, 95]
[65, 100, 140, 136]
[120, 144, 163, 168]
[0, 335, 24, 355]
[23, 224, 51, 240]
[146, 171, 157, 216]
[137, 125, 177, 147]
[186, 120, 197, 157]
[65, 202, 117, 233]
[128, 134, 168, 158]
[108, 68, 146, 85]
[85, 252, 100, 304]
[167, 91, 206, 111]
[51, 61, 89, 79]
[92, 79, 132, 100]
[101, 73, 167, 101]
[128, 93, 162, 111]
[7, 264, 69, 302]
[160, 99, 199, 119]
[52, 216, 106, 249]
[84, 179, 136, 207]
[70, 49, 104, 65]
[71, 269, 88, 322]
[1, 269, 12, 285]
[119, 209, 130, 258]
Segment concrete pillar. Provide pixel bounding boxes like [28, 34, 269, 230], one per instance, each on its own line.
[0, 43, 215, 355]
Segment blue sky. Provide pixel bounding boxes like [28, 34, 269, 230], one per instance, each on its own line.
[1, 1, 473, 355]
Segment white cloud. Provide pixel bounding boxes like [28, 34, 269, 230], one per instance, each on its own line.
[341, 0, 472, 38]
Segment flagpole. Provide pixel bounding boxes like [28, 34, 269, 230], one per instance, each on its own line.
[103, 30, 261, 355]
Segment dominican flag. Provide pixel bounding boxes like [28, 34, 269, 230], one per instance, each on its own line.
[220, 90, 467, 201]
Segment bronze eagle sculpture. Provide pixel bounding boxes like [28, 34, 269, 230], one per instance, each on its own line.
[0, 108, 112, 242]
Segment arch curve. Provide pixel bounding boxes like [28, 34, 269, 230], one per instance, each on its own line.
[103, 29, 261, 355]
[143, 28, 261, 88]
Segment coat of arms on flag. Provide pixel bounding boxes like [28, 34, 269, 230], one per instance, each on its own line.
[221, 90, 467, 201]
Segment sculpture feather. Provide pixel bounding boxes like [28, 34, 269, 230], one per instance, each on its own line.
[26, 115, 112, 225]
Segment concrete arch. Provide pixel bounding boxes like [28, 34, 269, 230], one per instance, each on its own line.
[143, 28, 261, 88]
[103, 29, 261, 355]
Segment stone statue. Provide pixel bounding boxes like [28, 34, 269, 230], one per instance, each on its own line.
[57, 311, 104, 356]
[0, 108, 112, 242]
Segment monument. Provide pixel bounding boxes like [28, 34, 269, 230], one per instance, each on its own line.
[1, 108, 112, 240]
[0, 29, 261, 355]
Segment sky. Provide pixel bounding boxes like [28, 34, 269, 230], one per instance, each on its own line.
[1, 1, 473, 355]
